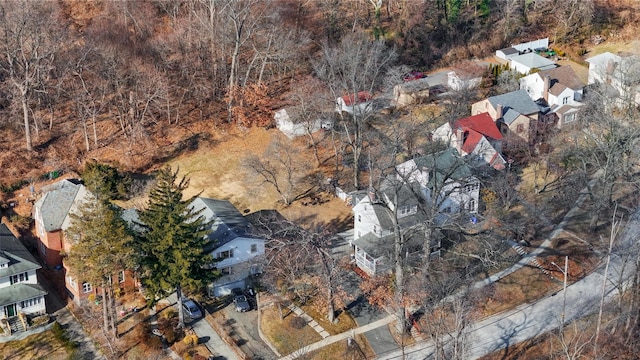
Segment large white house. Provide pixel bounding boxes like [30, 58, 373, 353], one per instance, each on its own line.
[519, 66, 585, 128]
[0, 224, 47, 331]
[351, 149, 480, 276]
[586, 51, 640, 107]
[190, 197, 265, 297]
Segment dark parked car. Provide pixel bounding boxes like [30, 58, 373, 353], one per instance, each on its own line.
[403, 71, 426, 82]
[233, 293, 251, 312]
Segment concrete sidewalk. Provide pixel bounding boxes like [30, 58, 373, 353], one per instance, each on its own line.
[278, 314, 396, 360]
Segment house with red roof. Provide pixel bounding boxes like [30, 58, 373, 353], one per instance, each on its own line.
[433, 112, 507, 170]
[335, 91, 373, 115]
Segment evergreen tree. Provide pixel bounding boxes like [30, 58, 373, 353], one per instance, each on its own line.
[136, 166, 215, 328]
[81, 160, 131, 201]
[66, 199, 135, 340]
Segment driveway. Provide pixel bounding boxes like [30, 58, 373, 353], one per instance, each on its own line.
[220, 297, 277, 360]
[343, 270, 399, 357]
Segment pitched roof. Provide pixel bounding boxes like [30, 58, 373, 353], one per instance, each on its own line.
[488, 89, 540, 117]
[34, 179, 84, 232]
[454, 113, 503, 141]
[0, 283, 47, 307]
[538, 66, 585, 91]
[413, 148, 473, 186]
[510, 52, 556, 70]
[0, 224, 41, 279]
[190, 197, 252, 252]
[340, 91, 372, 106]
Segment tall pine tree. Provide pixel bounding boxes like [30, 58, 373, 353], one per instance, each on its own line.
[66, 199, 135, 340]
[136, 166, 215, 327]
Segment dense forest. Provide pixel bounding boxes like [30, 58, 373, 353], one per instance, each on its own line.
[0, 0, 637, 187]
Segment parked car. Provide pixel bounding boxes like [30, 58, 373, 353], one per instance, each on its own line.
[403, 71, 426, 82]
[233, 293, 251, 312]
[182, 298, 203, 320]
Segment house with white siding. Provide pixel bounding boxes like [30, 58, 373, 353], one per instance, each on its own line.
[0, 224, 47, 332]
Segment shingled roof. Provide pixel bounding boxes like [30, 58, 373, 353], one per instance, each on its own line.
[34, 179, 85, 232]
[489, 89, 540, 118]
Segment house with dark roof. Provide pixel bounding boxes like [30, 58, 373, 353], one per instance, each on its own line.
[432, 113, 506, 170]
[190, 197, 265, 297]
[471, 89, 544, 143]
[520, 66, 586, 128]
[351, 149, 479, 275]
[0, 224, 46, 331]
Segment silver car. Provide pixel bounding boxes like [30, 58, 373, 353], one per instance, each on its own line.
[182, 298, 203, 320]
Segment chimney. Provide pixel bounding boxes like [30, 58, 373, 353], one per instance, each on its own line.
[496, 104, 503, 119]
[368, 186, 377, 203]
[455, 127, 464, 151]
[543, 75, 551, 101]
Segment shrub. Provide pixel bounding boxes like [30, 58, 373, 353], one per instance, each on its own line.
[290, 316, 307, 329]
[9, 214, 32, 231]
[183, 334, 199, 347]
[164, 326, 176, 344]
[133, 322, 151, 343]
[160, 307, 177, 320]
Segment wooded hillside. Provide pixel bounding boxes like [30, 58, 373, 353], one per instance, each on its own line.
[0, 0, 636, 189]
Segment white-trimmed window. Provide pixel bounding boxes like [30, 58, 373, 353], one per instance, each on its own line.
[562, 96, 569, 104]
[250, 244, 258, 253]
[218, 249, 234, 259]
[82, 282, 92, 293]
[67, 275, 77, 289]
[10, 272, 29, 285]
[20, 297, 41, 308]
[118, 271, 125, 283]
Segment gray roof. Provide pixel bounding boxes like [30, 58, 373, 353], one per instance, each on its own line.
[0, 283, 47, 307]
[34, 179, 84, 231]
[502, 108, 521, 125]
[413, 148, 473, 186]
[0, 224, 41, 279]
[191, 197, 251, 252]
[510, 53, 557, 70]
[489, 89, 540, 117]
[498, 47, 519, 55]
[353, 226, 428, 259]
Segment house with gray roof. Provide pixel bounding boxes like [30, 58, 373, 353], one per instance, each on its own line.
[189, 197, 265, 297]
[0, 224, 47, 332]
[509, 53, 557, 74]
[351, 149, 479, 276]
[33, 178, 89, 268]
[471, 89, 543, 143]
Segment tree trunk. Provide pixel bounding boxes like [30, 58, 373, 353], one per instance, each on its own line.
[327, 285, 335, 323]
[21, 94, 32, 151]
[101, 281, 109, 332]
[176, 284, 185, 328]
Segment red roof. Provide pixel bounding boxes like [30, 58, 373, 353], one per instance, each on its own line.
[454, 113, 503, 140]
[341, 91, 373, 106]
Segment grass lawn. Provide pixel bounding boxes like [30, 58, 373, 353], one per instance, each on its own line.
[0, 329, 70, 360]
[260, 304, 322, 356]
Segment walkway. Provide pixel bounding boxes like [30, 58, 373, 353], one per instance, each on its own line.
[278, 315, 396, 360]
[287, 304, 330, 338]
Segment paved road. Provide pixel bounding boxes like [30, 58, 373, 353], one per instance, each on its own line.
[379, 208, 640, 359]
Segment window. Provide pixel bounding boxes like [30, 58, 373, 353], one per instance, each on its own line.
[0, 263, 5, 269]
[469, 199, 476, 211]
[118, 271, 125, 283]
[565, 113, 576, 124]
[218, 249, 234, 259]
[373, 225, 378, 235]
[562, 96, 569, 104]
[10, 272, 29, 285]
[358, 215, 361, 222]
[82, 282, 92, 293]
[39, 242, 47, 256]
[67, 276, 77, 289]
[516, 124, 525, 133]
[220, 267, 231, 275]
[20, 298, 41, 308]
[250, 244, 258, 253]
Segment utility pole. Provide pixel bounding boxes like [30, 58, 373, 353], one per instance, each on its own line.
[551, 256, 568, 326]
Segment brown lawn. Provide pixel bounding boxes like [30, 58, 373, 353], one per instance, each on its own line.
[0, 329, 70, 360]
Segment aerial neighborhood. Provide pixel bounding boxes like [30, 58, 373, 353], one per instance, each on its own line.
[0, 1, 639, 360]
